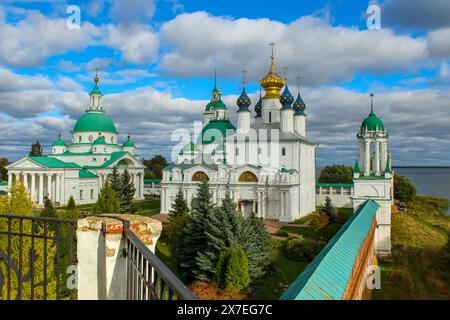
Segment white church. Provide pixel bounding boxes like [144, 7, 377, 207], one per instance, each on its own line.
[6, 76, 146, 206]
[161, 49, 318, 222]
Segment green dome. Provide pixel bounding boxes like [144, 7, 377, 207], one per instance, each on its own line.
[360, 112, 385, 133]
[52, 137, 66, 147]
[73, 111, 117, 133]
[123, 140, 135, 147]
[93, 136, 107, 145]
[205, 99, 227, 112]
[199, 119, 236, 145]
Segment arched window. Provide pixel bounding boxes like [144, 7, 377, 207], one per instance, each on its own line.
[238, 171, 258, 183]
[89, 135, 93, 142]
[79, 135, 82, 142]
[192, 171, 209, 182]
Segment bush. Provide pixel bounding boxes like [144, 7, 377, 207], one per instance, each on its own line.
[310, 213, 330, 231]
[284, 236, 325, 262]
[318, 165, 353, 184]
[189, 281, 247, 300]
[275, 230, 289, 237]
[394, 175, 417, 203]
[214, 246, 250, 293]
[320, 196, 337, 223]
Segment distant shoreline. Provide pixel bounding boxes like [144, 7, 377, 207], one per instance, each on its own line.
[393, 166, 450, 169]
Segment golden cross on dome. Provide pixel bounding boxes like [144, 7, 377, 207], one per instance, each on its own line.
[94, 68, 99, 83]
[269, 42, 276, 58]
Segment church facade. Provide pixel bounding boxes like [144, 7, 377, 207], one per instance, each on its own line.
[6, 77, 146, 206]
[161, 50, 318, 222]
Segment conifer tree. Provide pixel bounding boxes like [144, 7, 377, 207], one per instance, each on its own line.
[93, 180, 120, 214]
[119, 169, 137, 213]
[108, 165, 121, 196]
[41, 197, 56, 218]
[321, 196, 337, 223]
[67, 196, 76, 211]
[169, 189, 190, 218]
[178, 180, 213, 280]
[223, 246, 250, 292]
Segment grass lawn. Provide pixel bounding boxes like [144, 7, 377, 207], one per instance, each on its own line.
[250, 240, 308, 300]
[374, 196, 450, 300]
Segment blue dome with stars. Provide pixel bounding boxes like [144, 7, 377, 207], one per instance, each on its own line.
[293, 93, 306, 116]
[237, 88, 251, 112]
[279, 85, 294, 109]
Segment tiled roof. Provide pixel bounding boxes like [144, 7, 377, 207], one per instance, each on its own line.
[29, 157, 80, 169]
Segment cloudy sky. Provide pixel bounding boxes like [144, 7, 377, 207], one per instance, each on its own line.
[0, 0, 449, 166]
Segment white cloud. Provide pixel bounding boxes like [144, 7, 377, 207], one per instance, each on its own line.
[104, 24, 159, 65]
[159, 12, 427, 86]
[426, 27, 450, 58]
[0, 9, 101, 67]
[108, 0, 155, 25]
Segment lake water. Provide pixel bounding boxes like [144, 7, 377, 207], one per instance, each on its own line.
[316, 167, 450, 214]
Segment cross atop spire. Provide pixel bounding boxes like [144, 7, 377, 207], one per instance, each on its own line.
[94, 68, 99, 84]
[370, 93, 374, 114]
[241, 70, 248, 89]
[270, 42, 276, 59]
[297, 77, 301, 93]
[283, 67, 288, 81]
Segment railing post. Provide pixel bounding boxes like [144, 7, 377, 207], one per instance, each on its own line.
[76, 214, 162, 300]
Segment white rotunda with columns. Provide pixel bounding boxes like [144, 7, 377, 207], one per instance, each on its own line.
[5, 76, 146, 206]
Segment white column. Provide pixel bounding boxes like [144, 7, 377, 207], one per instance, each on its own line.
[280, 191, 285, 218]
[364, 140, 371, 176]
[38, 173, 44, 205]
[56, 174, 61, 203]
[46, 174, 52, 201]
[7, 172, 13, 196]
[61, 173, 65, 204]
[23, 173, 29, 193]
[140, 174, 144, 198]
[375, 141, 380, 176]
[30, 173, 36, 202]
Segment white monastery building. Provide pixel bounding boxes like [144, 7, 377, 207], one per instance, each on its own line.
[6, 76, 146, 206]
[161, 49, 318, 222]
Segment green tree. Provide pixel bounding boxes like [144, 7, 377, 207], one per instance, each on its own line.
[394, 175, 417, 203]
[40, 197, 56, 218]
[93, 180, 120, 214]
[119, 169, 137, 213]
[214, 247, 250, 292]
[195, 195, 271, 283]
[108, 165, 122, 196]
[0, 157, 9, 181]
[67, 196, 76, 211]
[318, 165, 353, 184]
[143, 155, 168, 179]
[165, 190, 190, 253]
[320, 196, 337, 223]
[178, 180, 213, 280]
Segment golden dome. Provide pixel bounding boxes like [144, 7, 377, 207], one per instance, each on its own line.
[259, 49, 285, 99]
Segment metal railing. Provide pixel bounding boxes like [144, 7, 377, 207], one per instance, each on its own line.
[0, 214, 77, 300]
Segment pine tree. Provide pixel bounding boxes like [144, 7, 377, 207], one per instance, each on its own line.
[321, 196, 337, 223]
[178, 180, 214, 280]
[67, 196, 76, 211]
[224, 246, 250, 292]
[169, 190, 190, 218]
[165, 190, 190, 253]
[108, 165, 122, 196]
[40, 197, 56, 218]
[93, 180, 120, 214]
[119, 169, 137, 214]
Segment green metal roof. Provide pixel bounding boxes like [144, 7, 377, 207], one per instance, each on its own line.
[29, 157, 80, 169]
[205, 98, 227, 112]
[123, 139, 135, 147]
[199, 119, 236, 145]
[316, 182, 354, 188]
[73, 111, 117, 133]
[0, 181, 7, 186]
[52, 137, 66, 147]
[90, 83, 102, 95]
[83, 151, 128, 169]
[355, 175, 390, 181]
[93, 136, 107, 145]
[144, 179, 162, 184]
[280, 200, 379, 300]
[79, 169, 98, 179]
[354, 160, 360, 174]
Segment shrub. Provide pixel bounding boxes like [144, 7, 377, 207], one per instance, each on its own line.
[284, 236, 325, 262]
[318, 165, 353, 184]
[320, 196, 337, 223]
[394, 175, 417, 203]
[275, 230, 289, 237]
[67, 196, 76, 211]
[190, 281, 247, 300]
[214, 247, 250, 293]
[310, 213, 330, 231]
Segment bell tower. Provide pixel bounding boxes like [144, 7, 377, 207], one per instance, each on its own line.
[353, 94, 393, 260]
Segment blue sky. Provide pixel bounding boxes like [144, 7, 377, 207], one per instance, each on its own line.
[0, 0, 449, 166]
